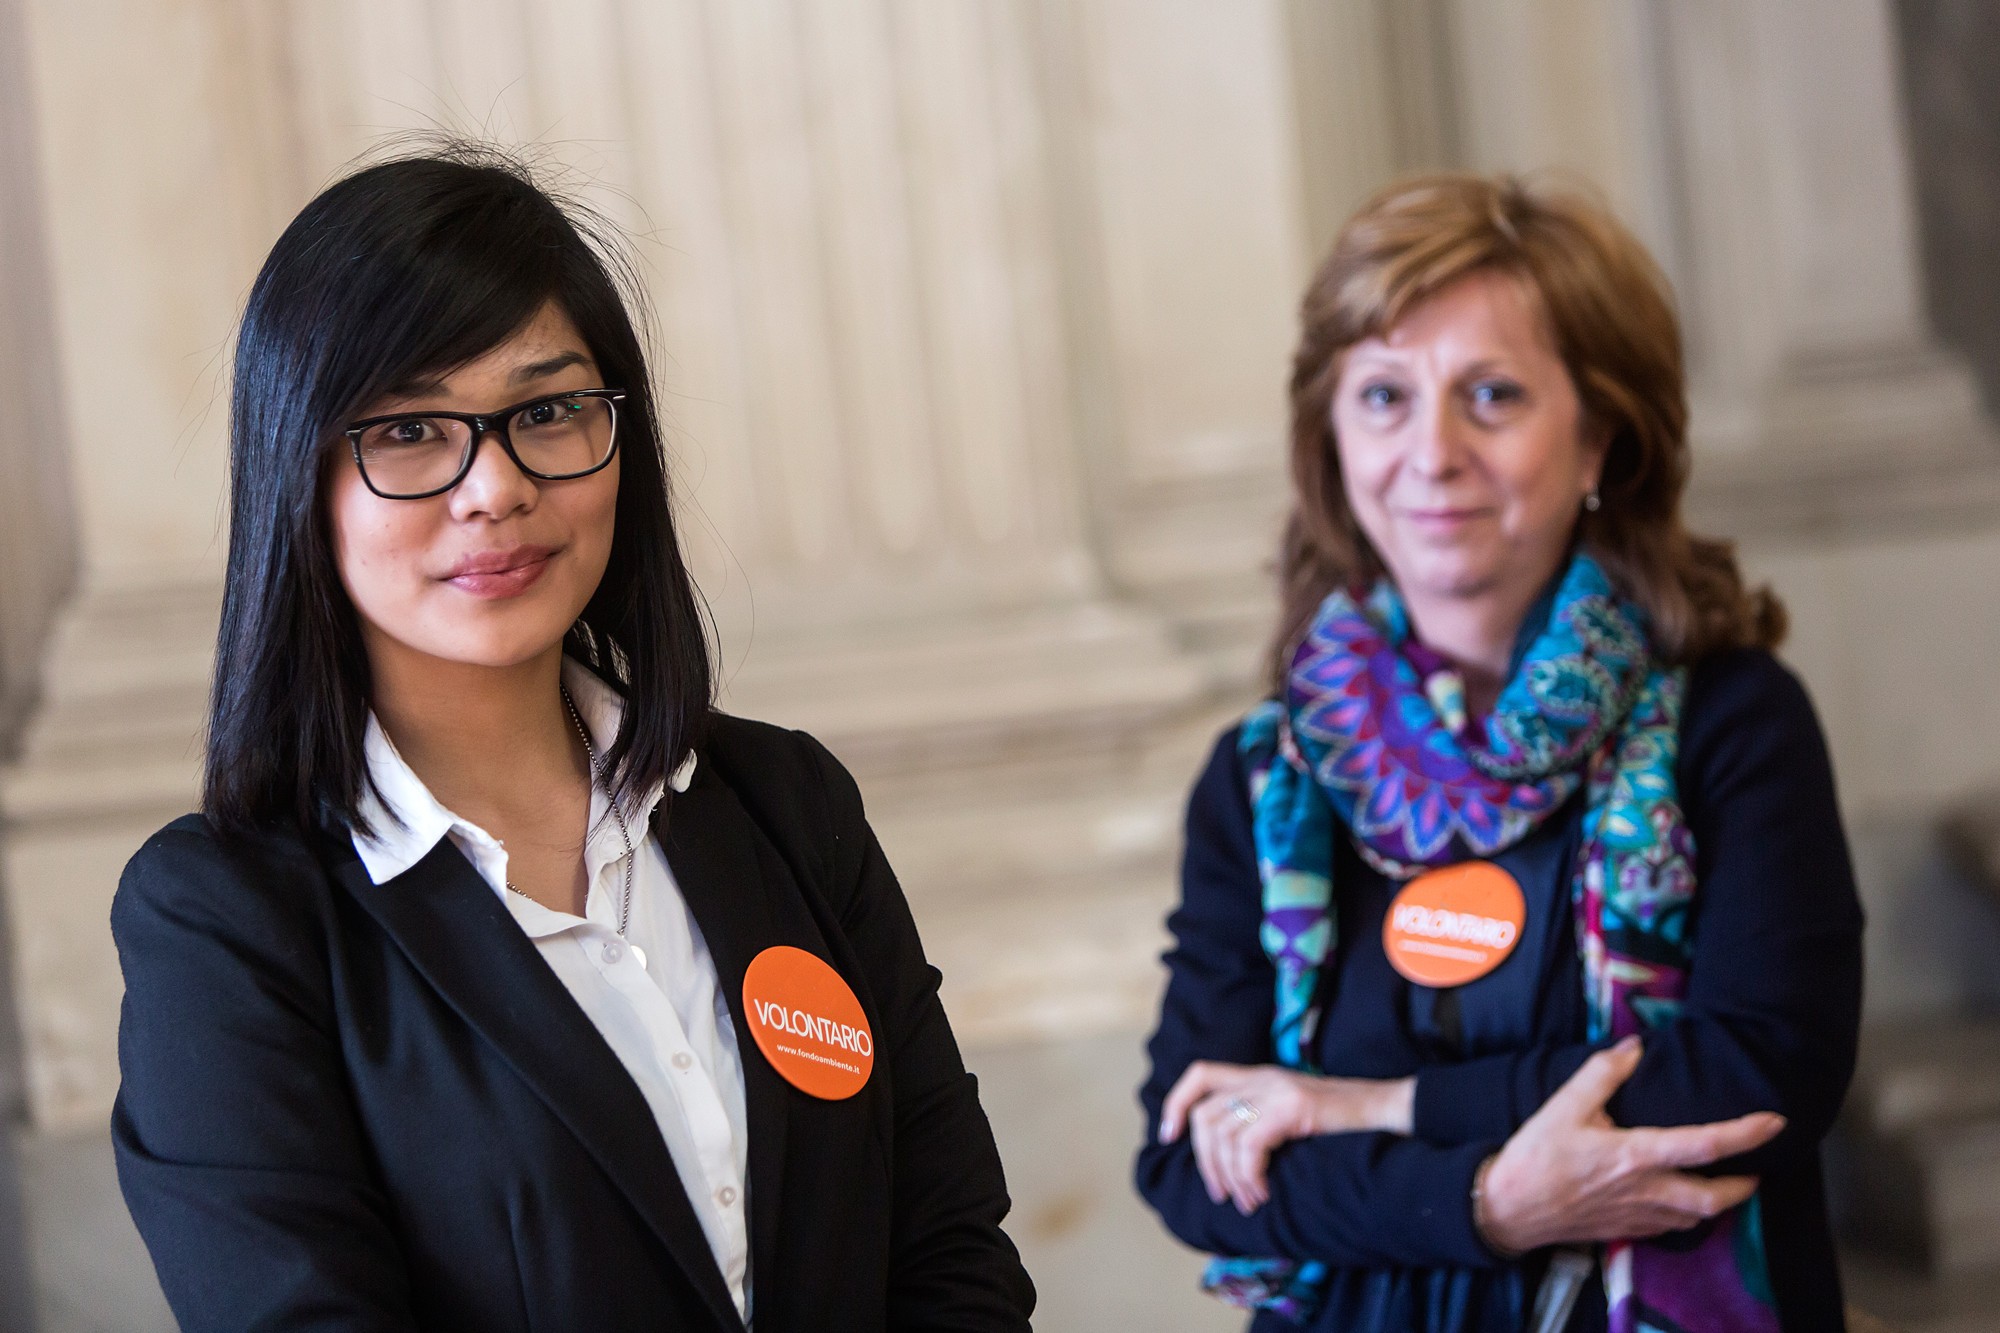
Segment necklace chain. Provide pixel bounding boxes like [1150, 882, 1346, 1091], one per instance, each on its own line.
[504, 686, 636, 939]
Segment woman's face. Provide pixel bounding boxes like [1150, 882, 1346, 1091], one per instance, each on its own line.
[1330, 268, 1607, 615]
[327, 301, 619, 677]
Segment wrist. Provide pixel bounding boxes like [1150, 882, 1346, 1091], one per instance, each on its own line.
[1307, 1075, 1419, 1135]
[1470, 1153, 1526, 1259]
[1377, 1076, 1416, 1136]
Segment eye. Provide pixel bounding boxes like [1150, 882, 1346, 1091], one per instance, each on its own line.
[367, 417, 448, 448]
[1468, 379, 1524, 410]
[1358, 380, 1405, 411]
[518, 398, 582, 430]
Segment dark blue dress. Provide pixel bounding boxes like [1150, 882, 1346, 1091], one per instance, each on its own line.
[1134, 649, 1863, 1332]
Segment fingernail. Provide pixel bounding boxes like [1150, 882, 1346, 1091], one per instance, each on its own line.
[1616, 1034, 1641, 1053]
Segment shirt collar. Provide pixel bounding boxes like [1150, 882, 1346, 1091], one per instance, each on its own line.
[350, 715, 474, 886]
[559, 657, 697, 796]
[348, 659, 696, 887]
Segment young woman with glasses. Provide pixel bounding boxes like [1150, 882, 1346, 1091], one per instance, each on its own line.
[110, 147, 1035, 1333]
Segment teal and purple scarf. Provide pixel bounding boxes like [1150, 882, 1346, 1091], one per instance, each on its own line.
[1203, 555, 1776, 1332]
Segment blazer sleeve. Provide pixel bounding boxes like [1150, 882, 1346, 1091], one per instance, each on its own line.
[1133, 731, 1501, 1271]
[111, 818, 419, 1331]
[1410, 651, 1866, 1176]
[799, 734, 1038, 1332]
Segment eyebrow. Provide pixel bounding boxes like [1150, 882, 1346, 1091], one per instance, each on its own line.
[1344, 351, 1518, 376]
[379, 350, 593, 402]
[509, 350, 591, 384]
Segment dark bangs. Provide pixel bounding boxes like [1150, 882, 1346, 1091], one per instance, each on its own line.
[206, 145, 713, 838]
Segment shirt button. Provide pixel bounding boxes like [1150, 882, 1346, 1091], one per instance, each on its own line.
[601, 939, 626, 965]
[716, 1186, 737, 1207]
[672, 1052, 694, 1071]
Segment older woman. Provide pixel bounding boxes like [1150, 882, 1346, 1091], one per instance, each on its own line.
[1136, 176, 1863, 1332]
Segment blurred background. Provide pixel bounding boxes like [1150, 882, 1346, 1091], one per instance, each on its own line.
[3, 1, 2000, 1329]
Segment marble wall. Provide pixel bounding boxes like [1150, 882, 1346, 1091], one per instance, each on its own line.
[1, 0, 1996, 1149]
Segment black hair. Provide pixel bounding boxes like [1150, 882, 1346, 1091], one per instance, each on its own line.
[205, 143, 712, 837]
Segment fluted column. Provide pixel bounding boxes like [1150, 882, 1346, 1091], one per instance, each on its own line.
[294, 0, 1106, 632]
[0, 0, 302, 1130]
[1442, 0, 2000, 534]
[1059, 0, 1410, 683]
[0, 0, 73, 756]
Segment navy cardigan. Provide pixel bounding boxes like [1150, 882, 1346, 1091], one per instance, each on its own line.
[1135, 649, 1863, 1332]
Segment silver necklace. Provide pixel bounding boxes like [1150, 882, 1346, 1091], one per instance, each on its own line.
[506, 687, 644, 970]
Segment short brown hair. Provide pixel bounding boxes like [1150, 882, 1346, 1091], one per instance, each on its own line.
[1270, 173, 1783, 689]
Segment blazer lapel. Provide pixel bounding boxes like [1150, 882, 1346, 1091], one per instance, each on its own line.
[658, 769, 791, 1312]
[326, 835, 744, 1332]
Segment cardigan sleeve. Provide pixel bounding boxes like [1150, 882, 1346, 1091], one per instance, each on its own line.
[1133, 731, 1502, 1271]
[1410, 650, 1865, 1175]
[111, 818, 419, 1331]
[799, 733, 1038, 1332]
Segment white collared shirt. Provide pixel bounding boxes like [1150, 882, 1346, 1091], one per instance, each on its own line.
[350, 659, 751, 1322]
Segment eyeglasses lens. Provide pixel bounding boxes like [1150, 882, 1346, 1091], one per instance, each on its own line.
[510, 394, 617, 478]
[355, 394, 618, 498]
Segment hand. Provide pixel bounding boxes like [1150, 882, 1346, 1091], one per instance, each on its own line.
[1158, 1061, 1416, 1215]
[1477, 1036, 1785, 1254]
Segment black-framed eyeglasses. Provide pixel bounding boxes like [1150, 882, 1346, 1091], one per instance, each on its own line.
[342, 388, 627, 500]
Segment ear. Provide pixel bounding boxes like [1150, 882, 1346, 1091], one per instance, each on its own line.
[1579, 416, 1615, 496]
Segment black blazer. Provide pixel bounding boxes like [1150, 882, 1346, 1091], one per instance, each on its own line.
[112, 715, 1035, 1332]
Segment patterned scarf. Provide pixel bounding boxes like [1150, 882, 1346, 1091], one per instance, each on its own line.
[1202, 555, 1777, 1332]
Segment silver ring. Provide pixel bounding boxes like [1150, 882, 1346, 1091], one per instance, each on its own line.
[1227, 1097, 1260, 1125]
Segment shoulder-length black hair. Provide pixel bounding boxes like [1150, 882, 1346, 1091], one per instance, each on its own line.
[205, 143, 712, 838]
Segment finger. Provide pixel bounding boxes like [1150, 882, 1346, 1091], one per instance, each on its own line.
[1221, 1119, 1261, 1214]
[1215, 1122, 1258, 1215]
[1615, 1204, 1717, 1241]
[1160, 1062, 1222, 1143]
[1164, 1062, 1253, 1143]
[1642, 1170, 1761, 1225]
[1233, 1125, 1279, 1215]
[1541, 1035, 1643, 1122]
[1220, 1129, 1254, 1215]
[1235, 1124, 1277, 1213]
[1202, 1107, 1248, 1213]
[1636, 1113, 1786, 1171]
[1567, 1173, 1763, 1244]
[1189, 1110, 1229, 1205]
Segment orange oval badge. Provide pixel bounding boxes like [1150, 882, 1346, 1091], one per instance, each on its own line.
[1383, 861, 1527, 988]
[742, 946, 874, 1100]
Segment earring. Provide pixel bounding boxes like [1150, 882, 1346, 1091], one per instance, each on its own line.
[1583, 489, 1601, 513]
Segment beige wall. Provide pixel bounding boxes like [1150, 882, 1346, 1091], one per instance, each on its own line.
[1, 0, 1996, 1139]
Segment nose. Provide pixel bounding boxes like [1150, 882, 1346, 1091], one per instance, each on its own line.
[1404, 392, 1468, 481]
[447, 425, 539, 521]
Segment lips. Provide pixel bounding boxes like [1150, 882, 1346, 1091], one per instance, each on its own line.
[442, 545, 558, 598]
[1401, 507, 1490, 529]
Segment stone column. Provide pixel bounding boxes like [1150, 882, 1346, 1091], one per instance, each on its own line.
[1045, 0, 1329, 685]
[0, 0, 73, 756]
[282, 0, 1206, 755]
[0, 0, 298, 1131]
[1441, 0, 2000, 536]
